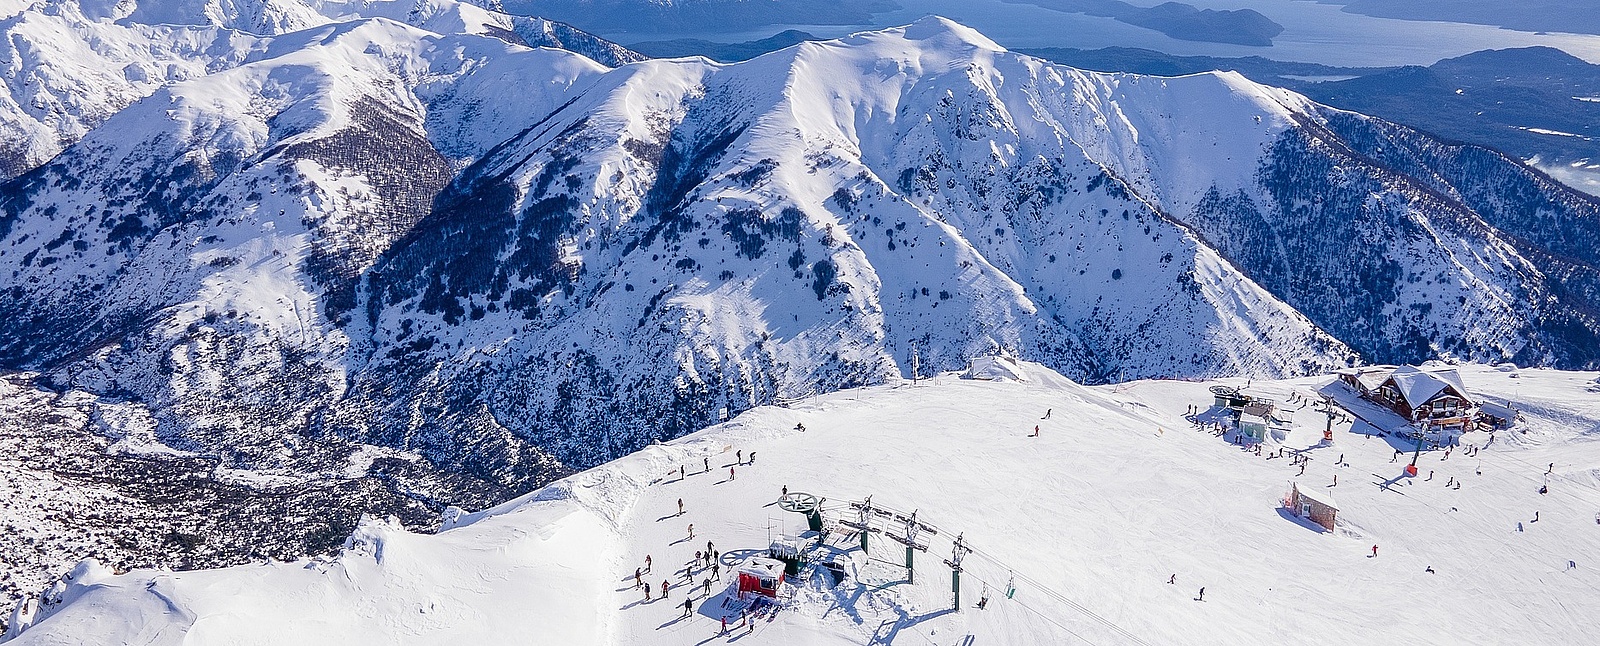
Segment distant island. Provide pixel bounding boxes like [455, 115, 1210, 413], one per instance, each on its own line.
[1003, 0, 1285, 46]
[630, 30, 820, 62]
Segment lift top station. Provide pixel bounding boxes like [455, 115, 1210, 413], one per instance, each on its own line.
[778, 491, 824, 533]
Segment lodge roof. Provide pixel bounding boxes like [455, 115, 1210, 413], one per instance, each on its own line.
[1387, 365, 1472, 409]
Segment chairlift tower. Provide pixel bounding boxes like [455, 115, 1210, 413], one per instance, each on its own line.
[946, 533, 971, 610]
[858, 496, 872, 553]
[905, 510, 921, 583]
[1316, 394, 1337, 443]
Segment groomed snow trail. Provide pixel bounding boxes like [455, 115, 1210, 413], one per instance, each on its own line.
[9, 364, 1600, 645]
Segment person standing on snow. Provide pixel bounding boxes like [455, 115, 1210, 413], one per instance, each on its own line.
[682, 598, 693, 618]
[704, 457, 709, 472]
[1030, 425, 1039, 437]
[678, 498, 684, 516]
[1371, 545, 1378, 557]
[645, 554, 652, 572]
[730, 466, 736, 480]
[749, 451, 756, 465]
[662, 580, 671, 598]
[635, 568, 642, 589]
[737, 450, 743, 464]
[688, 523, 695, 540]
[1197, 587, 1205, 601]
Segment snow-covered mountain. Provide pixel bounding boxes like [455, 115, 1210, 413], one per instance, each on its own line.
[0, 0, 636, 178]
[6, 14, 1600, 490]
[4, 11, 1600, 621]
[8, 361, 1600, 645]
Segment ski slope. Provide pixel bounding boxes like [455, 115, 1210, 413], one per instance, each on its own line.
[7, 362, 1600, 644]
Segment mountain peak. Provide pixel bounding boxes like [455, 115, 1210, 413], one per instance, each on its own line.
[893, 15, 1005, 53]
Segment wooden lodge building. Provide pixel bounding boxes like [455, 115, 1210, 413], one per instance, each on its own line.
[1337, 365, 1516, 441]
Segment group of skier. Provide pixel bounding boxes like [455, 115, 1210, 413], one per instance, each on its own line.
[629, 444, 775, 637]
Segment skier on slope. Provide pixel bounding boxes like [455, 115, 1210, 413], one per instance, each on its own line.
[682, 598, 693, 618]
[704, 457, 709, 472]
[645, 555, 652, 572]
[635, 568, 642, 589]
[662, 580, 671, 598]
[1197, 587, 1205, 601]
[730, 466, 736, 480]
[1371, 545, 1378, 557]
[688, 523, 695, 540]
[678, 498, 684, 515]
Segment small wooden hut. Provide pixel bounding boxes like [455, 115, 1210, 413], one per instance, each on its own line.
[1289, 482, 1339, 532]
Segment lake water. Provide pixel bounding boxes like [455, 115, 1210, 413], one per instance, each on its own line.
[604, 0, 1600, 68]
